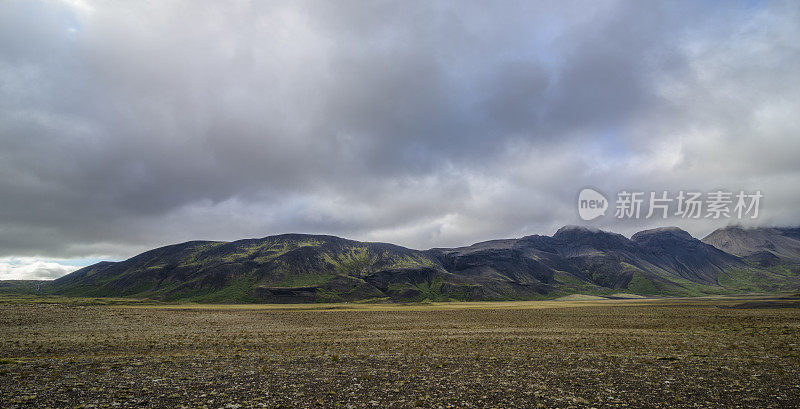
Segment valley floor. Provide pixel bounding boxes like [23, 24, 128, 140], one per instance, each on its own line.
[1, 297, 799, 408]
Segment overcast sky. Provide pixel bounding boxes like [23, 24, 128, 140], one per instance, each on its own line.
[1, 0, 799, 279]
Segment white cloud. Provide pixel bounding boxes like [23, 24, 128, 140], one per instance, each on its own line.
[0, 257, 79, 280]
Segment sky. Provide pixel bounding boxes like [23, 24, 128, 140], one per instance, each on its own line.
[1, 0, 799, 279]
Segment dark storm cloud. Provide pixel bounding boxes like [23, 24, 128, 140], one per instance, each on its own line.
[1, 0, 799, 278]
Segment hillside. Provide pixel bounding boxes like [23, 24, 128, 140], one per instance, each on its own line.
[13, 226, 800, 302]
[49, 234, 467, 303]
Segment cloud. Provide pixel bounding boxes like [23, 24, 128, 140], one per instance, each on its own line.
[0, 0, 799, 275]
[0, 257, 79, 280]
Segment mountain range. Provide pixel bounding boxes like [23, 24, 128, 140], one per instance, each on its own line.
[4, 225, 800, 303]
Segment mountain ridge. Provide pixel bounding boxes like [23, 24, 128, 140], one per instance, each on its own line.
[5, 225, 800, 302]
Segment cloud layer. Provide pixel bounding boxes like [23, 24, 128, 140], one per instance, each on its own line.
[1, 1, 799, 278]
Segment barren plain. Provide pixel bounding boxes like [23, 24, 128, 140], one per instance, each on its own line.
[1, 296, 799, 408]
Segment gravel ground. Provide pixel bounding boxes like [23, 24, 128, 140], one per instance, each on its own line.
[1, 299, 799, 408]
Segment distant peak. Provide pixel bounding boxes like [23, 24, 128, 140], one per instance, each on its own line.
[552, 225, 630, 248]
[631, 227, 693, 242]
[554, 225, 602, 236]
[704, 225, 785, 239]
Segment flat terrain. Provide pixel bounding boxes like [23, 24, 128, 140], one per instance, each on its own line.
[1, 297, 799, 408]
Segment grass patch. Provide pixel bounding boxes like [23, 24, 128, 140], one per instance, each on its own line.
[626, 273, 659, 295]
[717, 268, 786, 293]
[323, 247, 376, 276]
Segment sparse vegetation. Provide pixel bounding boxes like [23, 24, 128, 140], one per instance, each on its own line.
[1, 297, 799, 407]
[323, 246, 376, 276]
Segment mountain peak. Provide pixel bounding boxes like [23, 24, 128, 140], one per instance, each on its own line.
[552, 225, 631, 249]
[631, 227, 694, 243]
[553, 225, 603, 237]
[702, 225, 800, 259]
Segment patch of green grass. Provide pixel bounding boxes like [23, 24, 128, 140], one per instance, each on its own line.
[554, 271, 609, 293]
[717, 268, 786, 293]
[415, 276, 445, 300]
[435, 283, 482, 301]
[551, 270, 621, 298]
[384, 254, 436, 270]
[616, 263, 732, 297]
[323, 247, 377, 276]
[179, 239, 325, 266]
[252, 239, 324, 263]
[178, 242, 226, 266]
[386, 282, 408, 294]
[353, 296, 392, 303]
[626, 272, 659, 295]
[182, 275, 259, 303]
[0, 280, 50, 295]
[314, 288, 344, 303]
[764, 264, 799, 276]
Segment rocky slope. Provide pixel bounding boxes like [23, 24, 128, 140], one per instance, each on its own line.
[703, 226, 800, 264]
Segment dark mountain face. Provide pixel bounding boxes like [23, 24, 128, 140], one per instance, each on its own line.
[551, 226, 633, 254]
[37, 226, 800, 303]
[631, 227, 747, 284]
